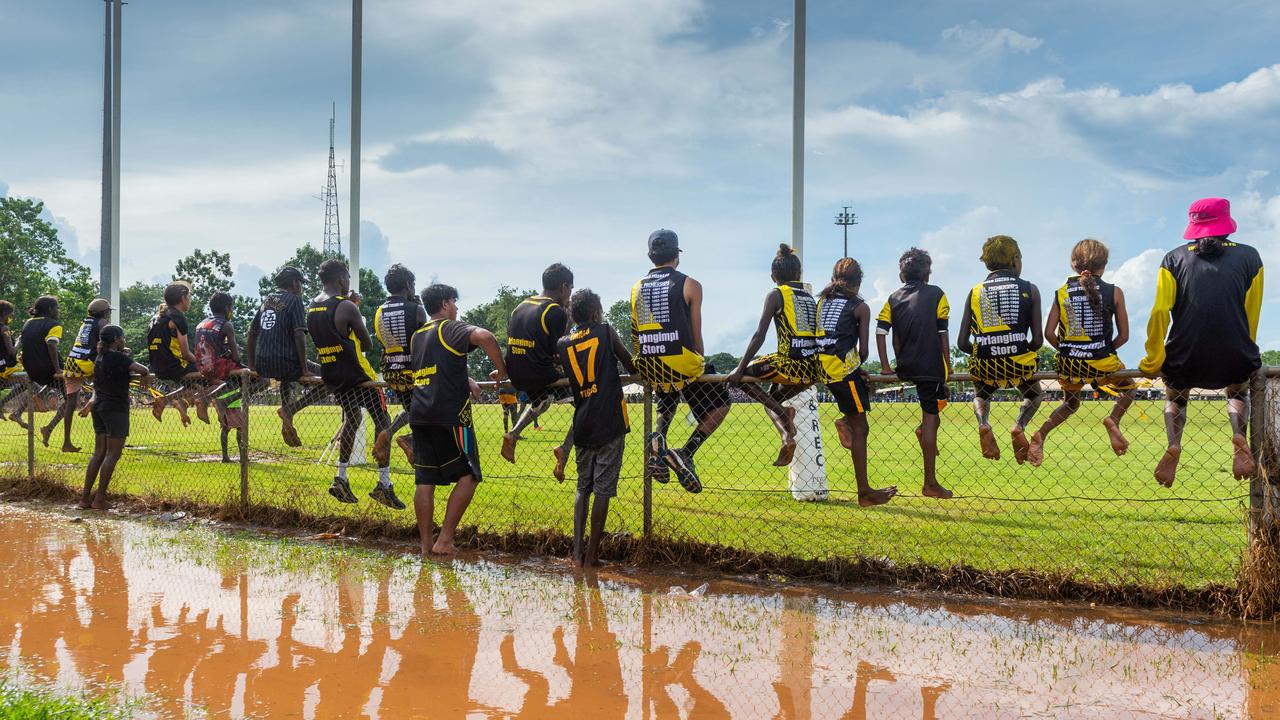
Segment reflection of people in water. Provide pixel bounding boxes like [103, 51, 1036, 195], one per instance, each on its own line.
[647, 641, 730, 718]
[839, 662, 896, 720]
[144, 603, 216, 717]
[243, 593, 323, 715]
[311, 569, 396, 718]
[500, 577, 628, 717]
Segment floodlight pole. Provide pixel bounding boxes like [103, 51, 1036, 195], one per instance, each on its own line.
[100, 0, 113, 310]
[791, 0, 806, 266]
[108, 0, 122, 312]
[349, 0, 362, 293]
[834, 206, 858, 258]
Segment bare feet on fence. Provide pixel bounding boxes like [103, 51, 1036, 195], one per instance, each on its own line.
[774, 406, 797, 467]
[978, 424, 1000, 460]
[151, 397, 165, 422]
[552, 446, 567, 482]
[501, 433, 517, 463]
[921, 480, 953, 499]
[858, 486, 897, 507]
[194, 396, 210, 424]
[1154, 446, 1181, 487]
[395, 435, 414, 464]
[1103, 417, 1129, 456]
[1026, 432, 1045, 467]
[61, 443, 81, 454]
[1010, 427, 1030, 465]
[834, 416, 854, 449]
[277, 407, 301, 447]
[1232, 434, 1257, 480]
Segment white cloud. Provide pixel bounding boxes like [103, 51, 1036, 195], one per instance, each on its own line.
[941, 22, 1043, 54]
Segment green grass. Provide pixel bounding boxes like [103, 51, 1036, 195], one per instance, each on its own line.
[0, 679, 136, 719]
[0, 394, 1249, 587]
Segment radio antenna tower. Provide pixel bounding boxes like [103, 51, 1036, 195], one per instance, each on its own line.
[321, 103, 343, 257]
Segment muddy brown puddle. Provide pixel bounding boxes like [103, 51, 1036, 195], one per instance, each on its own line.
[1, 504, 1278, 719]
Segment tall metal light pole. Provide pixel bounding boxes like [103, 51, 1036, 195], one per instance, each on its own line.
[99, 0, 123, 313]
[349, 0, 362, 293]
[99, 0, 113, 309]
[834, 206, 857, 258]
[791, 0, 805, 266]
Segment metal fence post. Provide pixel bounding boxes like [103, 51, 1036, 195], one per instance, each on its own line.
[239, 372, 251, 507]
[643, 385, 652, 537]
[26, 381, 35, 481]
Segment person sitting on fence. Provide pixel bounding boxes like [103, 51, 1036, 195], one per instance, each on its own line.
[726, 244, 817, 467]
[82, 325, 150, 511]
[408, 283, 509, 556]
[631, 229, 731, 493]
[247, 266, 327, 448]
[373, 263, 427, 467]
[307, 259, 403, 510]
[195, 291, 251, 464]
[1027, 239, 1136, 467]
[956, 235, 1044, 464]
[500, 263, 575, 480]
[0, 300, 28, 424]
[1140, 197, 1263, 487]
[876, 248, 953, 499]
[147, 282, 203, 426]
[17, 295, 66, 439]
[815, 258, 896, 507]
[558, 289, 636, 567]
[499, 386, 519, 433]
[55, 298, 114, 453]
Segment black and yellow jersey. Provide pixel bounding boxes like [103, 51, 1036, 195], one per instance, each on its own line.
[630, 266, 704, 388]
[505, 295, 568, 389]
[1141, 240, 1264, 389]
[772, 282, 819, 360]
[557, 323, 630, 449]
[0, 322, 19, 378]
[147, 308, 190, 377]
[816, 292, 864, 381]
[1055, 277, 1117, 361]
[19, 317, 63, 384]
[65, 316, 103, 377]
[876, 282, 950, 382]
[307, 295, 377, 392]
[964, 271, 1036, 363]
[375, 296, 424, 390]
[409, 318, 478, 426]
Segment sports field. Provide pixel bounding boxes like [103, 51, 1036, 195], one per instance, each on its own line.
[0, 395, 1248, 587]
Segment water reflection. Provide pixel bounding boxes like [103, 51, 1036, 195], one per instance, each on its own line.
[0, 505, 1276, 719]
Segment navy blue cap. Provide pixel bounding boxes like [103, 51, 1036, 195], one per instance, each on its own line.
[647, 228, 681, 254]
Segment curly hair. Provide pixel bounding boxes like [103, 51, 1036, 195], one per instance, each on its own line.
[899, 248, 932, 282]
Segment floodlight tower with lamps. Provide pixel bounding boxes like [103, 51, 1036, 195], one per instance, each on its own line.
[834, 206, 857, 258]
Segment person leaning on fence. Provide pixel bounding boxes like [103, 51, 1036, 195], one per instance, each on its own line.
[500, 263, 575, 480]
[876, 248, 954, 499]
[0, 301, 28, 423]
[247, 266, 327, 448]
[372, 263, 428, 467]
[17, 295, 65, 438]
[631, 229, 731, 493]
[1140, 197, 1263, 488]
[194, 291, 251, 464]
[56, 298, 114, 454]
[957, 235, 1044, 464]
[408, 283, 509, 556]
[1027, 239, 1136, 467]
[81, 324, 150, 511]
[307, 259, 404, 510]
[147, 282, 203, 426]
[726, 244, 818, 467]
[557, 289, 637, 567]
[815, 258, 897, 507]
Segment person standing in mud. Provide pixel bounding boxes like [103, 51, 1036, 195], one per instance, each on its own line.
[409, 283, 508, 556]
[82, 325, 150, 511]
[247, 266, 327, 447]
[1140, 197, 1263, 488]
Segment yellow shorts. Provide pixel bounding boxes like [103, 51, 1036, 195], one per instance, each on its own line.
[63, 358, 95, 379]
[1056, 355, 1136, 391]
[817, 353, 859, 385]
[969, 354, 1037, 390]
[0, 366, 19, 380]
[747, 353, 818, 386]
[635, 353, 705, 392]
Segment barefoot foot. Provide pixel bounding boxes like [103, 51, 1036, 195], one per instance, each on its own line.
[39, 425, 53, 448]
[1102, 417, 1129, 456]
[151, 397, 165, 422]
[91, 498, 111, 511]
[1026, 432, 1045, 468]
[395, 435, 415, 464]
[1010, 427, 1030, 465]
[858, 486, 897, 507]
[61, 444, 81, 454]
[373, 430, 391, 465]
[1154, 446, 1181, 487]
[501, 433, 517, 463]
[552, 446, 568, 482]
[833, 417, 854, 450]
[1233, 434, 1257, 480]
[978, 424, 1000, 460]
[277, 408, 302, 447]
[921, 481, 953, 499]
[430, 541, 458, 557]
[774, 436, 797, 467]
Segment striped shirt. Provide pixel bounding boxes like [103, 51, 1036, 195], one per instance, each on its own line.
[251, 291, 308, 380]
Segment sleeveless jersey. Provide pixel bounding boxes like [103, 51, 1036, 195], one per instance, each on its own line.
[409, 318, 476, 426]
[67, 317, 102, 363]
[375, 296, 422, 389]
[966, 271, 1035, 361]
[505, 295, 567, 387]
[773, 283, 819, 360]
[0, 322, 17, 377]
[194, 315, 233, 373]
[558, 323, 629, 449]
[307, 295, 377, 392]
[816, 293, 864, 381]
[1055, 277, 1117, 361]
[630, 267, 703, 383]
[147, 308, 190, 376]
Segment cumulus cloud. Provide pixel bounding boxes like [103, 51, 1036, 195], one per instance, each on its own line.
[941, 22, 1043, 54]
[378, 138, 514, 173]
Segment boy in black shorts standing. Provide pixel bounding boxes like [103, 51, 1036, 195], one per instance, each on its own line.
[409, 284, 508, 556]
[82, 325, 150, 510]
[876, 248, 953, 499]
[557, 290, 636, 567]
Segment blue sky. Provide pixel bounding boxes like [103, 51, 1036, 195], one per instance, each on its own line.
[3, 0, 1280, 361]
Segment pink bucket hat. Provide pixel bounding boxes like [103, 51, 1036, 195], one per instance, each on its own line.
[1183, 197, 1237, 240]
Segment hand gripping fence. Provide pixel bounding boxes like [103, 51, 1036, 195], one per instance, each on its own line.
[4, 366, 1280, 610]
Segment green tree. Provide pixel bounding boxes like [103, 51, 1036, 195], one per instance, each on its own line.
[1035, 344, 1056, 371]
[704, 352, 741, 374]
[1262, 350, 1280, 367]
[605, 299, 632, 345]
[461, 285, 534, 380]
[173, 249, 234, 319]
[119, 281, 164, 356]
[0, 196, 98, 342]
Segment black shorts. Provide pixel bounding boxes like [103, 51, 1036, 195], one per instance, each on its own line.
[827, 373, 871, 416]
[153, 365, 195, 383]
[655, 364, 731, 423]
[975, 379, 1041, 401]
[91, 407, 129, 439]
[519, 382, 570, 406]
[412, 424, 482, 486]
[914, 381, 949, 415]
[334, 386, 387, 414]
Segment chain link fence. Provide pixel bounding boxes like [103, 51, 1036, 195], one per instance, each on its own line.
[3, 367, 1278, 603]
